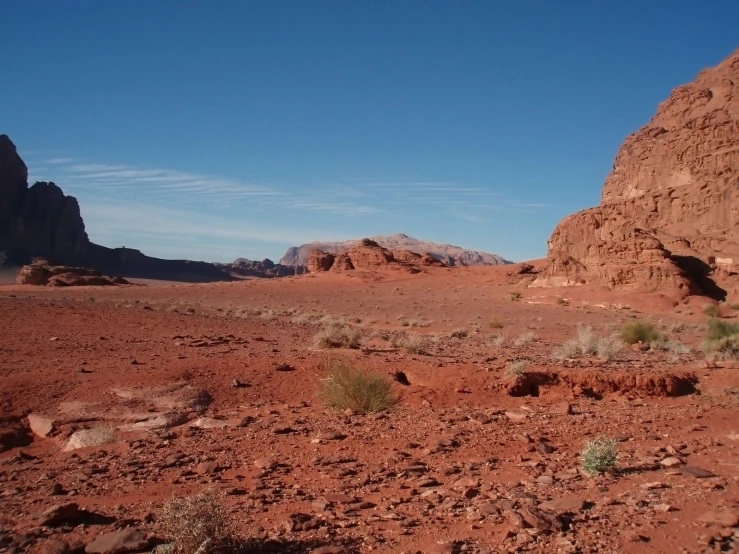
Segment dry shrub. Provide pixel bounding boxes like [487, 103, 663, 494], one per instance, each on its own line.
[703, 304, 721, 318]
[450, 328, 469, 338]
[581, 437, 618, 476]
[489, 319, 504, 329]
[318, 361, 398, 414]
[399, 334, 428, 355]
[313, 324, 361, 349]
[702, 319, 739, 360]
[488, 334, 506, 347]
[621, 321, 661, 345]
[505, 359, 530, 378]
[513, 332, 537, 346]
[159, 488, 235, 554]
[507, 291, 522, 301]
[552, 326, 622, 361]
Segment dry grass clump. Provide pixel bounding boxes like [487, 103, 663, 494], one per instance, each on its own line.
[488, 319, 504, 329]
[318, 361, 398, 414]
[488, 334, 506, 347]
[450, 327, 469, 338]
[513, 332, 537, 346]
[552, 326, 623, 361]
[398, 334, 428, 355]
[73, 426, 116, 447]
[620, 321, 661, 345]
[505, 359, 530, 378]
[702, 319, 739, 360]
[159, 488, 236, 554]
[703, 304, 721, 318]
[556, 297, 569, 306]
[313, 323, 361, 349]
[507, 291, 522, 301]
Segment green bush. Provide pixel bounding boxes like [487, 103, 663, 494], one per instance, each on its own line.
[706, 318, 739, 342]
[318, 362, 398, 414]
[581, 437, 618, 475]
[703, 304, 721, 318]
[620, 321, 661, 345]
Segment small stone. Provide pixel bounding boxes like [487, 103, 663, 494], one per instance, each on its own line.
[38, 503, 82, 526]
[28, 414, 57, 438]
[680, 466, 715, 478]
[196, 461, 221, 475]
[84, 528, 150, 553]
[660, 456, 683, 467]
[552, 401, 572, 415]
[696, 510, 739, 528]
[538, 496, 585, 514]
[324, 493, 357, 504]
[505, 411, 527, 422]
[254, 457, 278, 470]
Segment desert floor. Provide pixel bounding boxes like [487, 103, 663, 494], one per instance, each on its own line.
[0, 264, 737, 554]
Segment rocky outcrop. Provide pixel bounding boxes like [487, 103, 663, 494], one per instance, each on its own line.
[16, 259, 130, 286]
[307, 239, 447, 273]
[541, 48, 739, 295]
[280, 233, 509, 267]
[219, 258, 296, 278]
[306, 250, 336, 273]
[0, 134, 239, 283]
[0, 136, 89, 259]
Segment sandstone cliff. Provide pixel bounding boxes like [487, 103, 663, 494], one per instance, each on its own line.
[541, 48, 739, 296]
[281, 233, 509, 267]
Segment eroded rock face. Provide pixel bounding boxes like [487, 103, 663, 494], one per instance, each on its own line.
[542, 48, 739, 294]
[307, 240, 448, 273]
[307, 250, 336, 272]
[16, 259, 129, 286]
[0, 136, 89, 258]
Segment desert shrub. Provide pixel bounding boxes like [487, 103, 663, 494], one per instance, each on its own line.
[159, 488, 235, 554]
[507, 291, 522, 301]
[703, 304, 721, 318]
[505, 359, 530, 378]
[552, 326, 622, 361]
[318, 361, 398, 414]
[728, 302, 739, 311]
[313, 324, 361, 349]
[399, 334, 428, 355]
[703, 335, 739, 360]
[670, 323, 687, 334]
[706, 318, 739, 342]
[620, 321, 661, 345]
[513, 332, 537, 346]
[489, 319, 504, 329]
[490, 334, 506, 347]
[450, 327, 469, 338]
[581, 437, 618, 475]
[72, 426, 116, 448]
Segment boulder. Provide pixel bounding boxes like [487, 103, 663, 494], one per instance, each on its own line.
[16, 259, 129, 286]
[28, 414, 57, 438]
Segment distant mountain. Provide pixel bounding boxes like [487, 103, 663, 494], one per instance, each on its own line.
[279, 233, 510, 267]
[216, 258, 296, 278]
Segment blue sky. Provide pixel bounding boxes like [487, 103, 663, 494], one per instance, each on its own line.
[4, 1, 737, 263]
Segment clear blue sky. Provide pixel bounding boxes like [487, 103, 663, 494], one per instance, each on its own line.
[4, 1, 737, 263]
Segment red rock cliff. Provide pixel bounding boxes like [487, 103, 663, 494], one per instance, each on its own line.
[541, 48, 739, 294]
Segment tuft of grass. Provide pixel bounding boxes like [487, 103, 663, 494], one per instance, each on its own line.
[513, 332, 537, 347]
[450, 327, 469, 338]
[581, 437, 618, 476]
[620, 321, 661, 345]
[706, 318, 739, 342]
[507, 291, 522, 302]
[505, 359, 530, 378]
[703, 304, 721, 318]
[488, 334, 506, 347]
[552, 326, 622, 361]
[159, 488, 236, 554]
[318, 361, 398, 414]
[488, 319, 504, 329]
[399, 334, 428, 355]
[702, 335, 739, 360]
[728, 302, 739, 311]
[313, 324, 361, 349]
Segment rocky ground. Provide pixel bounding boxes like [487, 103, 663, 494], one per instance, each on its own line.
[0, 265, 737, 554]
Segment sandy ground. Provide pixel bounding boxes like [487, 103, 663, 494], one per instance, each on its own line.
[0, 265, 737, 553]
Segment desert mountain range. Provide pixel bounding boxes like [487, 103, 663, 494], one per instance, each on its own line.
[280, 234, 510, 268]
[2, 47, 739, 295]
